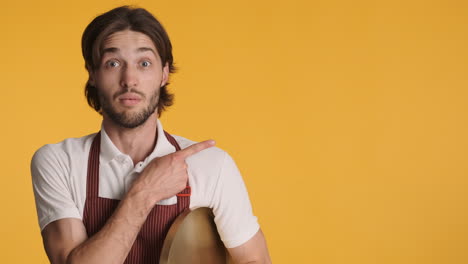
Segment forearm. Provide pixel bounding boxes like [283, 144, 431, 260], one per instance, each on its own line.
[66, 188, 157, 264]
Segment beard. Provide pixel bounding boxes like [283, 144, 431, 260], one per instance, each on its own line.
[99, 88, 160, 129]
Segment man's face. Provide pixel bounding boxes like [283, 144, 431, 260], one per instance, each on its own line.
[90, 30, 169, 128]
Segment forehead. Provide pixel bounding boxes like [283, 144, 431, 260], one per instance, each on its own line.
[102, 30, 157, 52]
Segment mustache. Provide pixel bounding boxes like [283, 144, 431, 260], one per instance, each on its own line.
[113, 88, 146, 100]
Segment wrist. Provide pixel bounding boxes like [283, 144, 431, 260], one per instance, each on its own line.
[125, 181, 161, 212]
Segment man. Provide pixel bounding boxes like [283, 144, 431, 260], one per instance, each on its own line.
[31, 6, 271, 264]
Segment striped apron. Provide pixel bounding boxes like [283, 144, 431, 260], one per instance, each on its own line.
[83, 131, 191, 263]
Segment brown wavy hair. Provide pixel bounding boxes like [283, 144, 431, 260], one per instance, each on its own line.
[81, 6, 176, 116]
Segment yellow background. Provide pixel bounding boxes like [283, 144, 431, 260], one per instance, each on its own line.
[1, 0, 468, 263]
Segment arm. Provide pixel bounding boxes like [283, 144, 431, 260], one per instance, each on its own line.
[227, 229, 272, 264]
[38, 140, 215, 264]
[208, 152, 271, 263]
[42, 185, 157, 264]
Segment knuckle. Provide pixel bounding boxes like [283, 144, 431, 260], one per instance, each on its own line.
[172, 152, 183, 161]
[169, 155, 180, 164]
[191, 144, 200, 151]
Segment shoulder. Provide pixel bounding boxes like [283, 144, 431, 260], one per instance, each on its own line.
[31, 133, 96, 170]
[31, 135, 95, 231]
[171, 134, 234, 190]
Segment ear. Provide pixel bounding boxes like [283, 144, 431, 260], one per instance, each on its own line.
[161, 62, 169, 87]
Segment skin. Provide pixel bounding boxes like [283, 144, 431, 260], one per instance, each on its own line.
[41, 30, 271, 264]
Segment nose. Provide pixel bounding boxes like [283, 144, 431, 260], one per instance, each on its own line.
[120, 64, 139, 89]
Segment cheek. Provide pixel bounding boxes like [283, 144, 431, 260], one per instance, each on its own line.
[95, 78, 117, 99]
[142, 71, 162, 83]
[96, 86, 110, 102]
[96, 73, 119, 91]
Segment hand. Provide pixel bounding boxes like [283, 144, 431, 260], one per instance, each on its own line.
[130, 140, 216, 204]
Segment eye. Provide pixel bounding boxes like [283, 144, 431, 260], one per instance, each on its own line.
[105, 60, 120, 68]
[140, 60, 152, 67]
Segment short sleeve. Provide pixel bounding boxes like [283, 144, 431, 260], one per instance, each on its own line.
[31, 145, 81, 231]
[211, 152, 260, 248]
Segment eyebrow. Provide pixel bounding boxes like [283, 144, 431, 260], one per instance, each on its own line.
[101, 47, 157, 56]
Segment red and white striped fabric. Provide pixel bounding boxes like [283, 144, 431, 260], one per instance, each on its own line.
[83, 131, 190, 263]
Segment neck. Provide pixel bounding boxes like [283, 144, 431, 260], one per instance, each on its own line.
[102, 114, 158, 165]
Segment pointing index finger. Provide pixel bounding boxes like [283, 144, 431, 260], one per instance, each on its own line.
[177, 140, 216, 158]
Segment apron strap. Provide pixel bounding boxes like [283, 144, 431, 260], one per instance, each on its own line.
[86, 132, 101, 198]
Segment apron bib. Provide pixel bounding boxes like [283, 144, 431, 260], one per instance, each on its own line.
[83, 131, 190, 263]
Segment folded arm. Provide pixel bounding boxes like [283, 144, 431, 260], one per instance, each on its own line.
[42, 189, 153, 264]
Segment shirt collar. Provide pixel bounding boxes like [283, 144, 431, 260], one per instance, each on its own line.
[100, 119, 177, 164]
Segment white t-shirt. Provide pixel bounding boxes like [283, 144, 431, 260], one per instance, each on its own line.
[31, 119, 259, 248]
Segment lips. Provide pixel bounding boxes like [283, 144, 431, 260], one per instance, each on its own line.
[117, 93, 142, 107]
